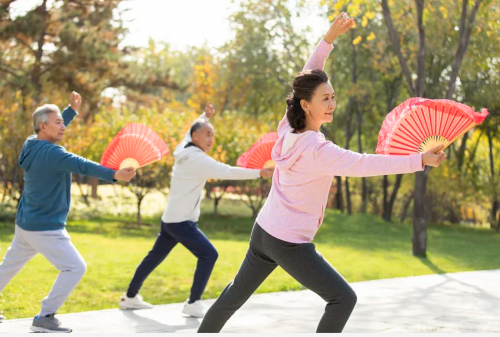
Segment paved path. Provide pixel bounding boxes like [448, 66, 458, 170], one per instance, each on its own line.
[1, 269, 499, 333]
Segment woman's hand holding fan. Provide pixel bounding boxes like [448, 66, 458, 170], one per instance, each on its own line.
[376, 98, 488, 162]
[422, 145, 447, 167]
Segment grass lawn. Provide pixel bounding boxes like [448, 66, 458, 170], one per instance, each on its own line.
[1, 199, 499, 319]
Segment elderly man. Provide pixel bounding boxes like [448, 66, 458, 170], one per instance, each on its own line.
[119, 103, 274, 318]
[0, 92, 136, 333]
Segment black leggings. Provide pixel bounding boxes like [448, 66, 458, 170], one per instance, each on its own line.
[198, 223, 357, 333]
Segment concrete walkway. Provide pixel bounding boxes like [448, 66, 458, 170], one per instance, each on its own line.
[1, 269, 499, 333]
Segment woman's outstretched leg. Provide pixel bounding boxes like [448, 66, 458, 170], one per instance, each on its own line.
[271, 242, 357, 333]
[198, 229, 277, 332]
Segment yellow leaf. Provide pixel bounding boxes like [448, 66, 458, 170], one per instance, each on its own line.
[334, 1, 343, 11]
[362, 16, 368, 27]
[365, 11, 375, 20]
[346, 4, 362, 17]
[367, 32, 376, 41]
[477, 27, 482, 33]
[353, 35, 362, 45]
[439, 6, 447, 19]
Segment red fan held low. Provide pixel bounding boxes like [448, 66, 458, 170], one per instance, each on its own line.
[100, 123, 169, 170]
[376, 98, 488, 155]
[237, 132, 279, 169]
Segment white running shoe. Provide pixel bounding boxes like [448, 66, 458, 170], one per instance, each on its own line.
[119, 293, 153, 309]
[182, 300, 205, 318]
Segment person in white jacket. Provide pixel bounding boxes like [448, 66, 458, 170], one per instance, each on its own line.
[119, 103, 274, 317]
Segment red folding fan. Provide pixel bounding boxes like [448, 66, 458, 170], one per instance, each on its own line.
[237, 132, 279, 169]
[376, 98, 488, 155]
[100, 123, 169, 170]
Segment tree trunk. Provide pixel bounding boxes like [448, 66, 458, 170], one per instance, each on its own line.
[251, 204, 259, 219]
[335, 176, 344, 212]
[90, 178, 99, 199]
[383, 176, 389, 218]
[214, 197, 220, 217]
[413, 167, 431, 256]
[357, 104, 367, 213]
[487, 128, 498, 229]
[361, 178, 367, 213]
[1, 183, 6, 203]
[345, 177, 352, 215]
[383, 175, 403, 222]
[76, 175, 90, 206]
[205, 184, 212, 200]
[492, 200, 499, 230]
[414, 0, 426, 97]
[456, 132, 469, 170]
[382, 0, 427, 254]
[400, 193, 414, 223]
[137, 195, 144, 226]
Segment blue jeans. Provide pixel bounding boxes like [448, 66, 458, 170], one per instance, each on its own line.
[126, 221, 218, 302]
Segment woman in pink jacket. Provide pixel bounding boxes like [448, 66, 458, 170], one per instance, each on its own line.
[198, 13, 446, 333]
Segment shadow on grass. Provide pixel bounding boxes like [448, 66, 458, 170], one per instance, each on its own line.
[417, 257, 446, 274]
[315, 211, 500, 272]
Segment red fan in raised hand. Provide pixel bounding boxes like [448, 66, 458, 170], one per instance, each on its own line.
[237, 132, 279, 169]
[376, 98, 488, 155]
[100, 123, 169, 170]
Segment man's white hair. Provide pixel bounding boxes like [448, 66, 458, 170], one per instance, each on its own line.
[190, 118, 212, 136]
[32, 104, 60, 133]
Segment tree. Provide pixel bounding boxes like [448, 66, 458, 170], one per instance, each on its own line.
[235, 179, 272, 219]
[128, 165, 170, 226]
[207, 110, 272, 216]
[220, 0, 309, 120]
[380, 0, 486, 256]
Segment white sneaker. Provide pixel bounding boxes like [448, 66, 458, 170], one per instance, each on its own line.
[182, 300, 205, 318]
[119, 293, 153, 309]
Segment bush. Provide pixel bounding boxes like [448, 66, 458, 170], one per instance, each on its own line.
[0, 203, 16, 223]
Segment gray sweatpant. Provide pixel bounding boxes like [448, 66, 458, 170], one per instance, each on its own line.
[0, 225, 87, 317]
[198, 223, 357, 333]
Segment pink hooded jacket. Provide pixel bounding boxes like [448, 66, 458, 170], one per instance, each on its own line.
[256, 39, 423, 244]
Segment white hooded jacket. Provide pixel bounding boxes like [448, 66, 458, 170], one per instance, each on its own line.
[161, 113, 261, 223]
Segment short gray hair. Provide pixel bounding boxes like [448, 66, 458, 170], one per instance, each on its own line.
[190, 119, 211, 137]
[32, 104, 60, 133]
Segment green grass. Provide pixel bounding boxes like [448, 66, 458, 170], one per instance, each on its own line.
[1, 199, 499, 319]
